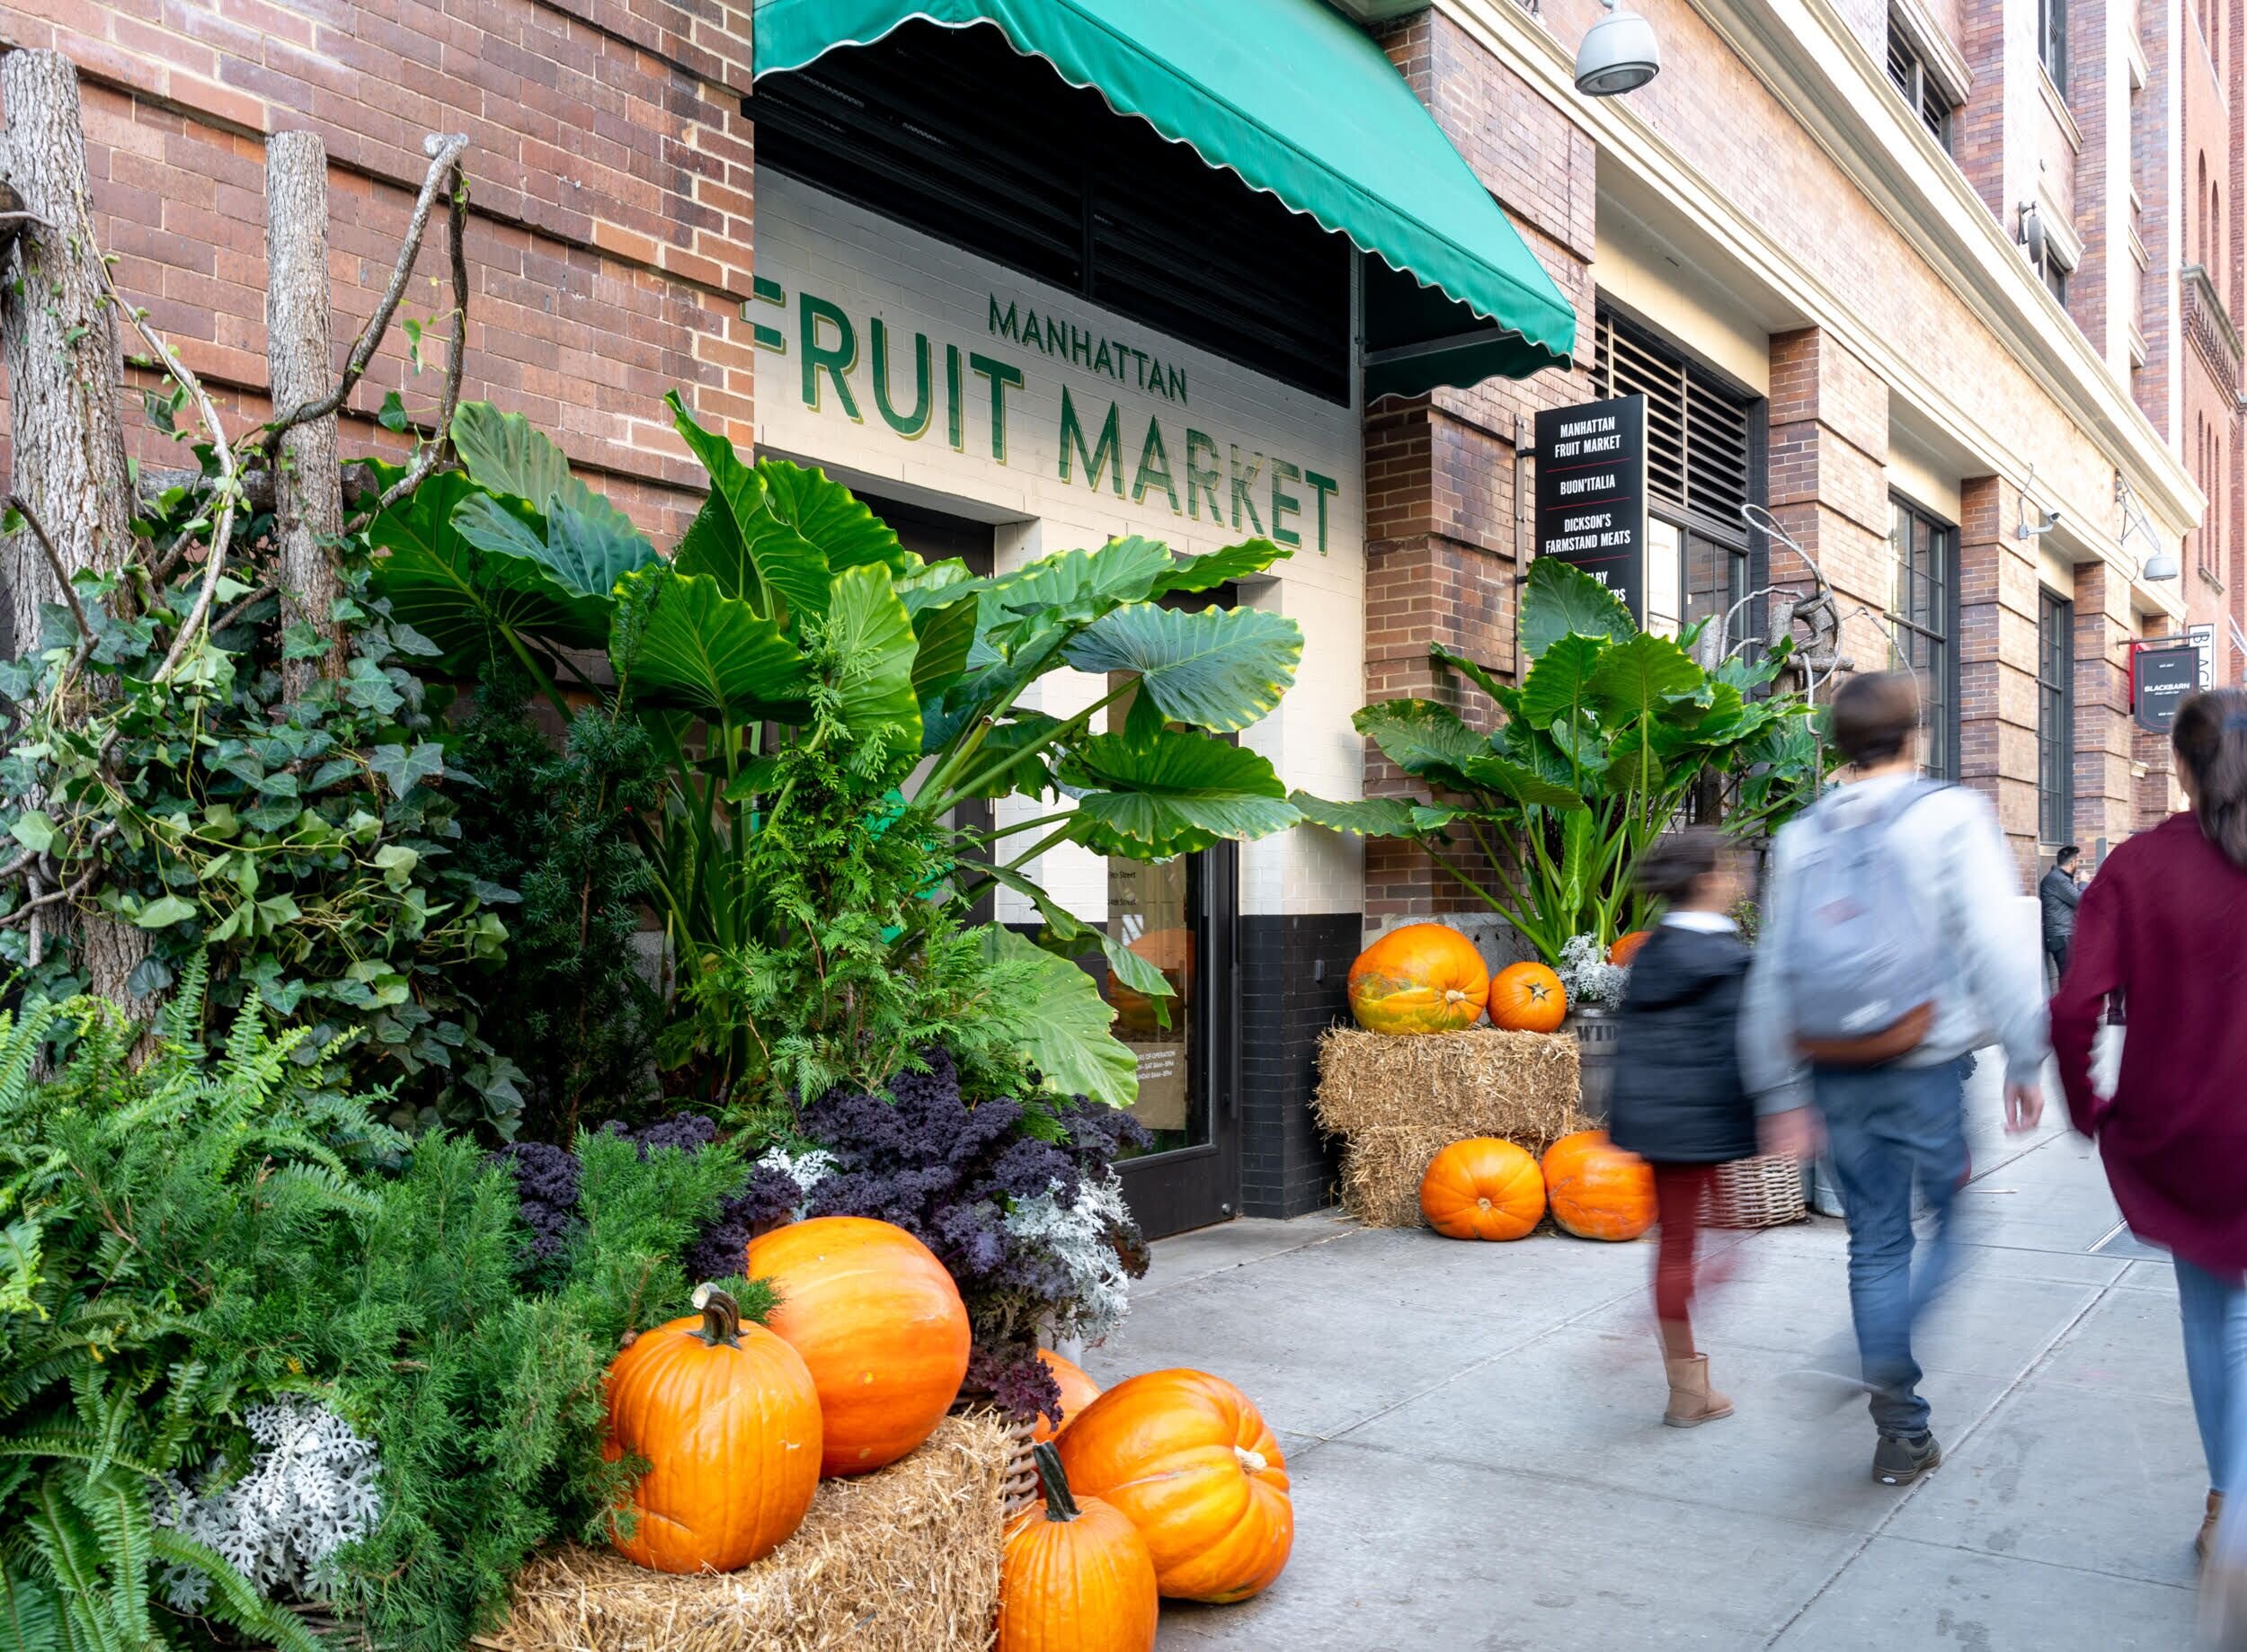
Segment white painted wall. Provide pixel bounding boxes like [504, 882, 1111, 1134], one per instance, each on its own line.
[756, 174, 1368, 919]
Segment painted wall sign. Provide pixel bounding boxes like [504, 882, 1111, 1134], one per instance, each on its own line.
[1533, 394, 1649, 624]
[2134, 641, 2201, 733]
[752, 173, 1362, 566]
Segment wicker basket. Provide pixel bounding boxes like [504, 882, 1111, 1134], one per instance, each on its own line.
[952, 1396, 1039, 1519]
[1708, 1154, 1807, 1229]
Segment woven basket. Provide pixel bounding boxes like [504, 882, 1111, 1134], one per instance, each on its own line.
[1708, 1154, 1807, 1229]
[952, 1396, 1039, 1519]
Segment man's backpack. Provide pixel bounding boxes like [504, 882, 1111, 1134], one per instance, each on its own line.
[1775, 779, 1951, 1065]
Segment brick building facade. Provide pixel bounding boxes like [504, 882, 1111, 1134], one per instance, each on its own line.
[0, 0, 2225, 1226]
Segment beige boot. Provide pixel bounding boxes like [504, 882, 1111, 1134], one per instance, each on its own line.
[2201, 1490, 2225, 1565]
[1663, 1354, 1735, 1427]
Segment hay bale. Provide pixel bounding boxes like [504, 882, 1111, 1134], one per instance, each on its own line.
[492, 1412, 1012, 1652]
[1314, 1027, 1586, 1229]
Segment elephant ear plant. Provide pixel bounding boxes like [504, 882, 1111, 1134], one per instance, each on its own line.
[1295, 559, 1818, 964]
[370, 396, 1306, 1115]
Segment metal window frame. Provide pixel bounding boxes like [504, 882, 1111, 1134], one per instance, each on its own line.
[1888, 493, 1962, 780]
[2040, 0, 2070, 93]
[2037, 586, 2076, 844]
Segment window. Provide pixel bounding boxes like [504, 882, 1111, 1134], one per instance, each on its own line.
[1887, 21, 1957, 148]
[1888, 497, 1958, 779]
[2039, 0, 2069, 90]
[2042, 258, 2070, 306]
[2038, 589, 2074, 844]
[1591, 308, 1762, 650]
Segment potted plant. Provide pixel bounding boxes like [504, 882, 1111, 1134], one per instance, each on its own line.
[1293, 560, 1820, 1103]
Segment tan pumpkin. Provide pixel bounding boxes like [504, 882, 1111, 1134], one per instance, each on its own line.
[1347, 923, 1488, 1035]
[1541, 1129, 1656, 1241]
[745, 1216, 972, 1477]
[1033, 1349, 1103, 1444]
[1418, 1137, 1545, 1240]
[1055, 1369, 1292, 1603]
[997, 1443, 1159, 1652]
[1488, 960, 1568, 1033]
[602, 1284, 821, 1572]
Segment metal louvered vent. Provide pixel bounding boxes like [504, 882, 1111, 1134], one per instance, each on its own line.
[752, 18, 1353, 402]
[1592, 309, 1754, 536]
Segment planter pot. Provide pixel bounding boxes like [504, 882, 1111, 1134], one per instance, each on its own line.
[1567, 1006, 1619, 1124]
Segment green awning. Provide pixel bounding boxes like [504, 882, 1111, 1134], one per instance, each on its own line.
[751, 0, 1576, 399]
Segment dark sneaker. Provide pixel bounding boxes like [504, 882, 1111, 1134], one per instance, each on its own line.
[1872, 1432, 1941, 1487]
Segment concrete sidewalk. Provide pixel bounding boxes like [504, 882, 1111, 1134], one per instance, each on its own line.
[1087, 1071, 2204, 1650]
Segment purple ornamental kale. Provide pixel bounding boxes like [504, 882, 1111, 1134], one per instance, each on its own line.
[680, 1162, 804, 1283]
[488, 1141, 582, 1262]
[599, 1114, 720, 1156]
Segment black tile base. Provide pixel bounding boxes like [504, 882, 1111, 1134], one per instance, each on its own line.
[1238, 912, 1360, 1218]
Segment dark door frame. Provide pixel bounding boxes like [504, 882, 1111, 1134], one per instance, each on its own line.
[1115, 839, 1239, 1239]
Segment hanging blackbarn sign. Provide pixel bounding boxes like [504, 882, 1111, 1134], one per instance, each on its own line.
[2134, 640, 2202, 733]
[1533, 394, 1648, 625]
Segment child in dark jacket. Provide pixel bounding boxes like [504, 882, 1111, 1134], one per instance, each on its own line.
[1607, 828, 1757, 1427]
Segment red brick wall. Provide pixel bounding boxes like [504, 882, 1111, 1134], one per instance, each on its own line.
[2072, 558, 2137, 853]
[1361, 9, 1596, 923]
[1957, 474, 2042, 880]
[1, 0, 759, 533]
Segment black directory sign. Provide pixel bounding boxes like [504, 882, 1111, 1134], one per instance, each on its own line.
[1534, 394, 1648, 625]
[2134, 641, 2201, 733]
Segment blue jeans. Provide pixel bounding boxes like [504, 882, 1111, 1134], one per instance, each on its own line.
[1811, 1058, 1971, 1438]
[2178, 1257, 2247, 1566]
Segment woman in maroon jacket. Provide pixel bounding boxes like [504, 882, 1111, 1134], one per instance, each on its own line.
[2052, 688, 2247, 1643]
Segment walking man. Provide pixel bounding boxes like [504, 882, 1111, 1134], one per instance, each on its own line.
[2039, 844, 2083, 983]
[1741, 671, 2048, 1487]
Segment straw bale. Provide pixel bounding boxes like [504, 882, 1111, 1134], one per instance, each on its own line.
[1314, 1027, 1586, 1229]
[491, 1412, 1011, 1652]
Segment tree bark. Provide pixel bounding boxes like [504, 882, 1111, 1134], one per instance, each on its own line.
[0, 49, 150, 1017]
[265, 130, 345, 701]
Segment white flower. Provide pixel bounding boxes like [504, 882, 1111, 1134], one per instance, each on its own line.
[1002, 1172, 1135, 1346]
[757, 1144, 835, 1221]
[1557, 932, 1630, 1011]
[153, 1399, 382, 1610]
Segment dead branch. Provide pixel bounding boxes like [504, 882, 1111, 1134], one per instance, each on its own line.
[209, 582, 275, 637]
[261, 132, 470, 465]
[354, 155, 472, 527]
[9, 493, 91, 648]
[93, 260, 240, 688]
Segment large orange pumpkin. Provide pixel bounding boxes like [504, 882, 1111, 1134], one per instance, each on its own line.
[1418, 1137, 1546, 1240]
[997, 1443, 1159, 1652]
[1033, 1349, 1103, 1444]
[1108, 928, 1193, 1035]
[1056, 1369, 1292, 1603]
[1541, 1130, 1656, 1241]
[1347, 923, 1489, 1035]
[1489, 960, 1568, 1033]
[745, 1216, 972, 1477]
[603, 1284, 822, 1573]
[1609, 929, 1653, 966]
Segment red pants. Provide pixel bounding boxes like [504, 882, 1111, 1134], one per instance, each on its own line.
[1651, 1163, 1718, 1356]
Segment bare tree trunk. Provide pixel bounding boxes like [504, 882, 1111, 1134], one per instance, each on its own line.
[265, 130, 345, 701]
[0, 49, 150, 1017]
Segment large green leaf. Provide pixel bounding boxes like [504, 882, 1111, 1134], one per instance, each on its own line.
[611, 568, 812, 721]
[981, 926, 1138, 1108]
[988, 537, 1169, 623]
[1059, 733, 1299, 858]
[667, 395, 833, 627]
[945, 712, 1066, 799]
[1521, 556, 1635, 660]
[1063, 605, 1301, 732]
[758, 457, 909, 577]
[1429, 643, 1520, 716]
[973, 863, 1177, 1012]
[909, 591, 981, 702]
[1150, 536, 1292, 596]
[452, 401, 573, 505]
[822, 564, 920, 751]
[369, 471, 605, 664]
[1587, 630, 1704, 724]
[1351, 699, 1488, 788]
[1455, 753, 1586, 810]
[1518, 633, 1607, 748]
[1287, 793, 1423, 837]
[545, 493, 657, 598]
